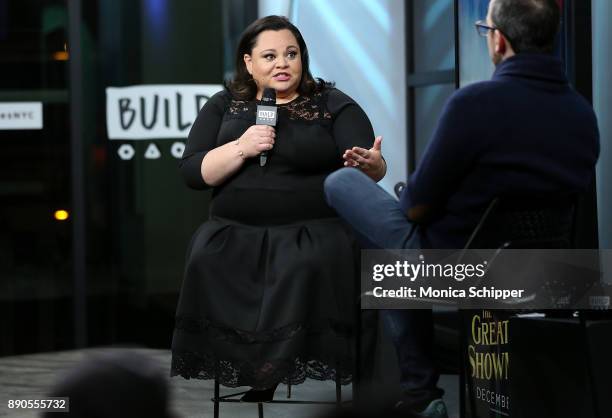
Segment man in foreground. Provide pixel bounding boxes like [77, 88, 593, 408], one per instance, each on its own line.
[325, 0, 599, 416]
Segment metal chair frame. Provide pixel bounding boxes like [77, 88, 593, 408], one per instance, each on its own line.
[212, 373, 346, 418]
[211, 282, 364, 417]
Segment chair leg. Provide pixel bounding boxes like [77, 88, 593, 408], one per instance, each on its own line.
[353, 303, 362, 404]
[213, 378, 220, 418]
[580, 313, 601, 418]
[257, 402, 264, 418]
[336, 366, 342, 405]
[459, 310, 466, 418]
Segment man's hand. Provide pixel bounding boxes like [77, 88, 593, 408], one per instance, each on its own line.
[343, 136, 386, 181]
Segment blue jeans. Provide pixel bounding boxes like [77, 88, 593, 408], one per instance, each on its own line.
[324, 168, 443, 408]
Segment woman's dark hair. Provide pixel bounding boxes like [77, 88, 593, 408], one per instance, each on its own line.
[226, 15, 331, 100]
[490, 0, 560, 54]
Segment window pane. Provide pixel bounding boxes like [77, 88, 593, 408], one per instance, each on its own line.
[413, 0, 455, 73]
[0, 0, 72, 355]
[414, 84, 455, 163]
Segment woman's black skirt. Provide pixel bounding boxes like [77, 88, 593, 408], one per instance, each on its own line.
[170, 216, 359, 389]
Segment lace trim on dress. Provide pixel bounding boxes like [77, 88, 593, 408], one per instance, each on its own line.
[226, 92, 332, 122]
[227, 99, 253, 116]
[171, 350, 352, 389]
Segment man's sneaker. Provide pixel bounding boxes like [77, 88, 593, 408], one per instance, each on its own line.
[417, 399, 448, 418]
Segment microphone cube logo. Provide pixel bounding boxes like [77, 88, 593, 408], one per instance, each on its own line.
[256, 105, 277, 126]
[258, 110, 275, 119]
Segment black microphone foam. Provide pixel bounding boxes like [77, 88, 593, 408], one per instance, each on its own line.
[261, 88, 276, 105]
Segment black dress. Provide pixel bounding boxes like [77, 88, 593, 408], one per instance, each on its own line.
[171, 87, 374, 389]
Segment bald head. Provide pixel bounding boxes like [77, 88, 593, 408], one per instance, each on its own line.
[489, 0, 560, 54]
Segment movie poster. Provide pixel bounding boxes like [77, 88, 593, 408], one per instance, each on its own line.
[465, 310, 512, 417]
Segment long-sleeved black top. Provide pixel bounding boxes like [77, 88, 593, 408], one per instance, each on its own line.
[180, 87, 375, 225]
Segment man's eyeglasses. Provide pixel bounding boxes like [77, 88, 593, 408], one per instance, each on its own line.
[475, 20, 497, 37]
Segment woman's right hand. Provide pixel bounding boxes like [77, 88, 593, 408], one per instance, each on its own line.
[237, 125, 276, 158]
[200, 125, 275, 186]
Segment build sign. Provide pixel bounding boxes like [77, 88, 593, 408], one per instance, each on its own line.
[105, 84, 223, 160]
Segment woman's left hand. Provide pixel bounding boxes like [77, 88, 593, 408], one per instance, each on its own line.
[343, 136, 386, 181]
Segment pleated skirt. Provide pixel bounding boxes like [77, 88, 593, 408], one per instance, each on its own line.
[170, 216, 359, 389]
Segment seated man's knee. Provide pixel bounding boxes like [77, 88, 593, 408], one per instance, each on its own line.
[324, 167, 364, 205]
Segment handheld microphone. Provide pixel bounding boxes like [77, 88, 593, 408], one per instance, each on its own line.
[256, 88, 277, 167]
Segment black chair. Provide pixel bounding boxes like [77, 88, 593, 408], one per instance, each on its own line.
[211, 322, 368, 417]
[461, 194, 577, 251]
[212, 373, 345, 418]
[212, 265, 368, 417]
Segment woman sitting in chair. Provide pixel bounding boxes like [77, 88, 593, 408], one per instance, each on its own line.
[171, 15, 385, 401]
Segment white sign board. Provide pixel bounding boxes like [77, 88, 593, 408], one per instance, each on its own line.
[105, 84, 224, 140]
[0, 102, 43, 130]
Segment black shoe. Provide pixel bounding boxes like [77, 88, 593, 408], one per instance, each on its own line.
[240, 384, 278, 403]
